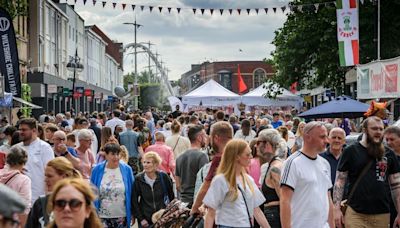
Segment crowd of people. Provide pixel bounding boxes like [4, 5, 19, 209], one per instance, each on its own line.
[0, 102, 400, 228]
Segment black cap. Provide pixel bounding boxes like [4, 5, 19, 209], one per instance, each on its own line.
[0, 184, 26, 218]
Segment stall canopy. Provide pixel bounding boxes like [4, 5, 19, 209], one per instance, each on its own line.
[182, 79, 241, 106]
[0, 93, 42, 109]
[298, 95, 369, 119]
[241, 84, 304, 109]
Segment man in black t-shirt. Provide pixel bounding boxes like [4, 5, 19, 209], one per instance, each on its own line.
[333, 116, 400, 228]
[171, 105, 182, 119]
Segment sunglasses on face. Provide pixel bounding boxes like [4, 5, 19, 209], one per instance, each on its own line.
[54, 199, 84, 212]
[257, 140, 267, 145]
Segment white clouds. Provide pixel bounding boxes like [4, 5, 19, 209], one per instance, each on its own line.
[72, 0, 288, 80]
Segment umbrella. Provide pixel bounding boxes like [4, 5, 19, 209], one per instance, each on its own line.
[298, 96, 370, 119]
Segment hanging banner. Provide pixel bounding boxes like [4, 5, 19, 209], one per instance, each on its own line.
[357, 57, 400, 99]
[336, 0, 359, 66]
[84, 89, 93, 96]
[0, 7, 22, 97]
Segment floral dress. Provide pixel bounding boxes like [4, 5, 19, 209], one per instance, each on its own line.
[99, 167, 127, 228]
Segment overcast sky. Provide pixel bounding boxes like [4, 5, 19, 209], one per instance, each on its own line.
[71, 0, 289, 81]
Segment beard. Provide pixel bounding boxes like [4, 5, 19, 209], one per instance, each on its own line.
[366, 131, 385, 160]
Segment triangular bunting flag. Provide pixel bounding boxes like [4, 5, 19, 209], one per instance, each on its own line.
[92, 0, 96, 6]
[177, 8, 181, 13]
[210, 9, 214, 15]
[229, 9, 233, 15]
[281, 6, 286, 13]
[360, 0, 364, 4]
[75, 0, 78, 3]
[149, 6, 153, 12]
[264, 8, 268, 14]
[193, 8, 196, 14]
[122, 3, 126, 10]
[83, 0, 87, 5]
[314, 4, 319, 12]
[132, 5, 135, 11]
[255, 8, 259, 14]
[200, 9, 205, 15]
[159, 7, 162, 13]
[102, 1, 106, 7]
[220, 9, 224, 15]
[246, 9, 251, 15]
[237, 9, 241, 15]
[140, 5, 145, 11]
[273, 8, 277, 13]
[112, 2, 116, 8]
[168, 7, 171, 13]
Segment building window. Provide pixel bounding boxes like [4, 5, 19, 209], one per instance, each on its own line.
[191, 74, 200, 88]
[218, 70, 232, 90]
[253, 68, 266, 88]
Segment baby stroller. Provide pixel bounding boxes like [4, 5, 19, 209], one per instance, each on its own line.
[152, 199, 191, 228]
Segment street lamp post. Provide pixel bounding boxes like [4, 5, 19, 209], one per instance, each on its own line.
[123, 20, 142, 110]
[67, 48, 84, 115]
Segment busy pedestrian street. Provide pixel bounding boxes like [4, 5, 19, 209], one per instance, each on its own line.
[2, 0, 400, 228]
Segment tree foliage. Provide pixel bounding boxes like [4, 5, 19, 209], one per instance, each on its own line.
[269, 0, 400, 95]
[123, 70, 156, 91]
[0, 0, 28, 19]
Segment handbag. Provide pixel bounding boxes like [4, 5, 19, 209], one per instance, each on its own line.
[340, 159, 373, 215]
[238, 185, 254, 228]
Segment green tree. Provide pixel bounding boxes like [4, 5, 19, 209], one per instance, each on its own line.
[0, 0, 28, 19]
[270, 0, 400, 95]
[123, 70, 157, 91]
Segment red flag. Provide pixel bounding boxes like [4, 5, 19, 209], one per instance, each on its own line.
[237, 65, 247, 93]
[290, 82, 298, 94]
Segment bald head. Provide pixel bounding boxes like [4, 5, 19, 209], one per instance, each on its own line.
[329, 127, 346, 138]
[52, 130, 67, 147]
[53, 130, 66, 139]
[328, 127, 346, 153]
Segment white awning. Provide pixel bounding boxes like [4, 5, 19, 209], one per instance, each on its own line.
[12, 97, 42, 109]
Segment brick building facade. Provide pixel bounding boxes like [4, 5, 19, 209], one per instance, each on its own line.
[180, 61, 274, 95]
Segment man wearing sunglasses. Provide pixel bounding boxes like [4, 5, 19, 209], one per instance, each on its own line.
[52, 130, 80, 168]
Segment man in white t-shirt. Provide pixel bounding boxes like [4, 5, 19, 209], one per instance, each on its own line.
[280, 121, 334, 228]
[105, 109, 126, 135]
[18, 118, 55, 203]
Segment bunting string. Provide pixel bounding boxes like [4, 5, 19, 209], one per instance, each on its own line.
[63, 0, 375, 16]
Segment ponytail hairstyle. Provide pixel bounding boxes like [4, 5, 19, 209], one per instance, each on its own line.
[171, 120, 181, 134]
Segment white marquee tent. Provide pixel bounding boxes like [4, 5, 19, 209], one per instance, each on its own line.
[241, 84, 304, 110]
[182, 79, 241, 107]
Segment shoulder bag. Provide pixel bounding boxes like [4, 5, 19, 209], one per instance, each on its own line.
[4, 172, 19, 185]
[172, 136, 181, 152]
[238, 185, 254, 228]
[340, 159, 373, 215]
